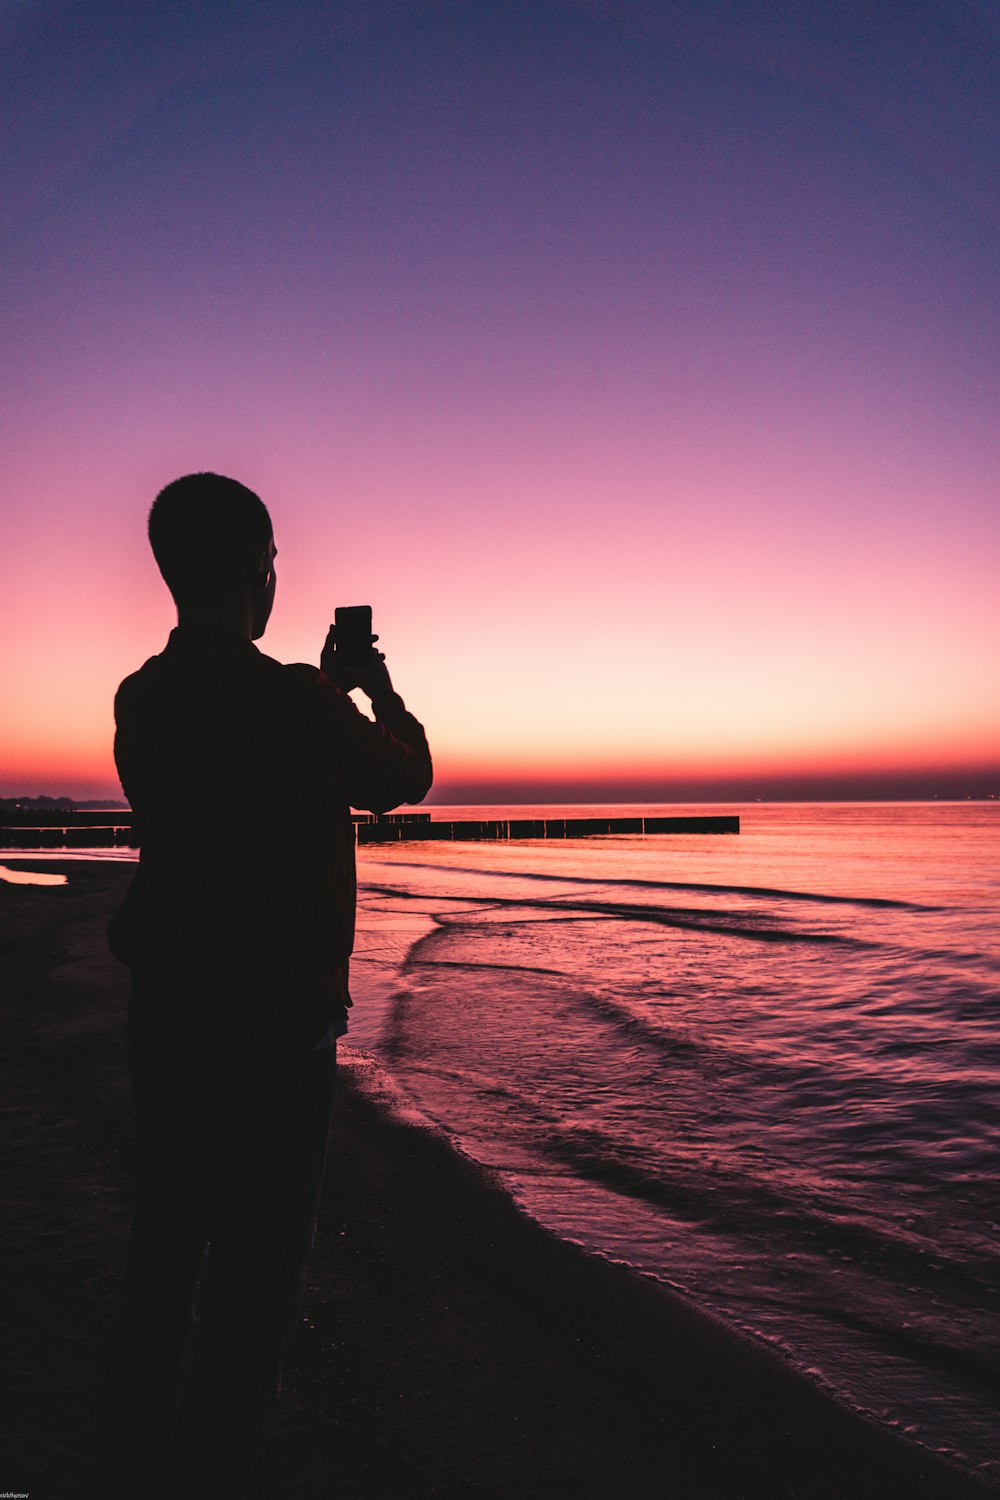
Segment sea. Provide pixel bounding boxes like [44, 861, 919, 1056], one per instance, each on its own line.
[344, 802, 1000, 1487]
[4, 800, 997, 1482]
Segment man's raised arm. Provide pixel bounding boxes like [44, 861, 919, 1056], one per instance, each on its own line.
[306, 650, 432, 814]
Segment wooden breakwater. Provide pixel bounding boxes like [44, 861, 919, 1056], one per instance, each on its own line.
[0, 810, 739, 850]
[0, 812, 136, 848]
[356, 814, 739, 842]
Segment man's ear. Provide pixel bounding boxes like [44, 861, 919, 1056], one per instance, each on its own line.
[251, 549, 271, 589]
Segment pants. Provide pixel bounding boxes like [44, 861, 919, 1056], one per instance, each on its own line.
[102, 1003, 337, 1500]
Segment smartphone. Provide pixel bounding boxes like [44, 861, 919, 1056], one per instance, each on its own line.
[333, 605, 374, 669]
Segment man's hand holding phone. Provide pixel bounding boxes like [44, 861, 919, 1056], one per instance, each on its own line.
[322, 605, 395, 701]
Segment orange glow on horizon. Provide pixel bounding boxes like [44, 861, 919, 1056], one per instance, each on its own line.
[4, 734, 998, 805]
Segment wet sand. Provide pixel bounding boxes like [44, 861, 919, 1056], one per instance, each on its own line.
[1, 859, 995, 1499]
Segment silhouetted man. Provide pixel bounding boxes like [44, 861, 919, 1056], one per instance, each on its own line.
[102, 473, 431, 1499]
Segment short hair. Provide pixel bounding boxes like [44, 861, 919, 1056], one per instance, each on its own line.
[148, 473, 272, 604]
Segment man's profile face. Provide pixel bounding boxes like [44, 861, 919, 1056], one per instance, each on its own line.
[251, 535, 277, 640]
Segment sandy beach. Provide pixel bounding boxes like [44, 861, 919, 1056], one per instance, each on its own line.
[2, 858, 995, 1500]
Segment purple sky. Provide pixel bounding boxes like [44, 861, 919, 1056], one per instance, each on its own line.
[2, 0, 998, 800]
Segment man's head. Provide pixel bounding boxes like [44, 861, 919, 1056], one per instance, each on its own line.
[148, 473, 276, 638]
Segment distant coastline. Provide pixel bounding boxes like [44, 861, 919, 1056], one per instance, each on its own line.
[1, 784, 998, 811]
[0, 795, 129, 811]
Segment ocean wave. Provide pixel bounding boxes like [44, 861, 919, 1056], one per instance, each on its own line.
[371, 860, 934, 910]
[367, 882, 879, 948]
[508, 894, 875, 946]
[821, 1305, 1000, 1389]
[479, 1105, 997, 1304]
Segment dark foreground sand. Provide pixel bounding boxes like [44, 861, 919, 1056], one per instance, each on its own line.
[2, 860, 995, 1500]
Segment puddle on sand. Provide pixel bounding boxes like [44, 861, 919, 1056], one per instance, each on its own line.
[0, 865, 68, 886]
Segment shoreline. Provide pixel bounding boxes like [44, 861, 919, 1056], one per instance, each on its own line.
[1, 858, 996, 1498]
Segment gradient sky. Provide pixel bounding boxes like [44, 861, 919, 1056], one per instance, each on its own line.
[2, 0, 998, 801]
